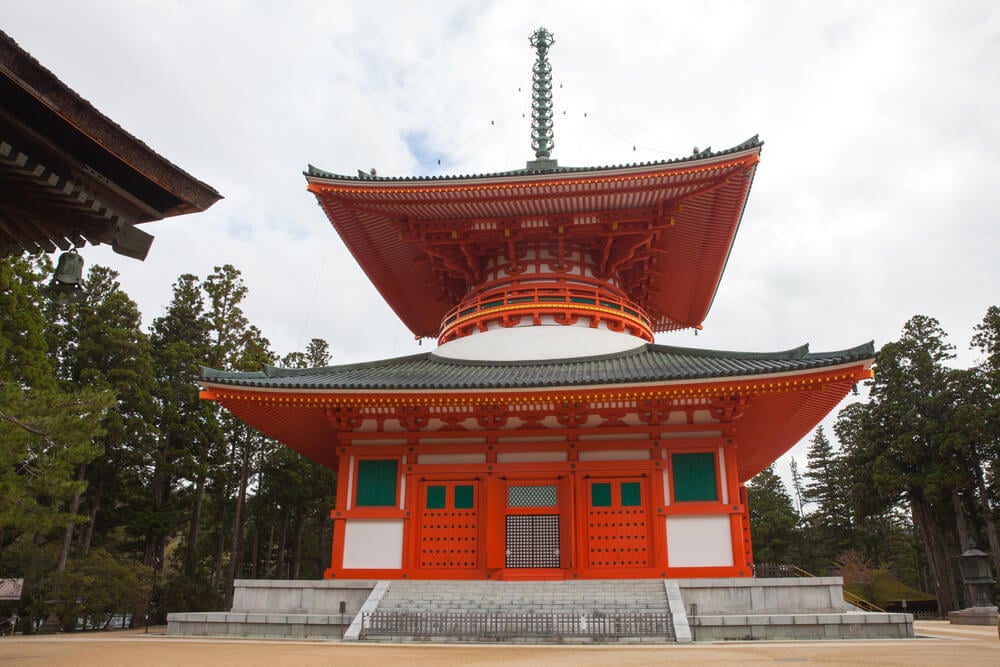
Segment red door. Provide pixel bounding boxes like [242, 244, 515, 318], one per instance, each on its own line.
[584, 478, 652, 569]
[416, 480, 480, 570]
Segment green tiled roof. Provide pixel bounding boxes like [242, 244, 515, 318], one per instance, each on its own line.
[200, 341, 874, 391]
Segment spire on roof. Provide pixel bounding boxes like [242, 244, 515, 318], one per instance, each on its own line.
[528, 27, 557, 169]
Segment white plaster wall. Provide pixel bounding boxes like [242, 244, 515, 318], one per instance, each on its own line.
[416, 453, 487, 464]
[666, 515, 733, 567]
[342, 520, 404, 569]
[578, 449, 650, 461]
[433, 325, 646, 361]
[496, 451, 568, 463]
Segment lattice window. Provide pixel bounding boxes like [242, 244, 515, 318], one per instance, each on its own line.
[591, 482, 612, 507]
[356, 459, 398, 506]
[426, 485, 446, 509]
[505, 514, 560, 567]
[621, 482, 642, 506]
[507, 485, 557, 507]
[454, 485, 474, 509]
[671, 452, 718, 502]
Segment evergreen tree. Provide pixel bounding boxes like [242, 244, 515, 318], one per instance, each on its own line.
[802, 426, 853, 570]
[746, 465, 800, 566]
[837, 315, 961, 612]
[0, 256, 114, 628]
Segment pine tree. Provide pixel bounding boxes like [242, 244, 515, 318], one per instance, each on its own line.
[802, 426, 853, 570]
[746, 465, 800, 566]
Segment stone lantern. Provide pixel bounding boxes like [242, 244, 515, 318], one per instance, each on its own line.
[948, 543, 998, 626]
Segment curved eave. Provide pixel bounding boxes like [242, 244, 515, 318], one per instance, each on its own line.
[202, 350, 871, 477]
[306, 141, 762, 337]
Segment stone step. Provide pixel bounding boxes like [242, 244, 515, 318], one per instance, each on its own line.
[376, 579, 671, 617]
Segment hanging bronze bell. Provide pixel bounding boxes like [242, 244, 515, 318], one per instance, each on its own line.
[52, 249, 84, 288]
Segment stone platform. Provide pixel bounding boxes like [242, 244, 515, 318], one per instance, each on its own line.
[947, 605, 998, 626]
[167, 577, 913, 642]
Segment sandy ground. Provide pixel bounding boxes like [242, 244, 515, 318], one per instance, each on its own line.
[0, 621, 996, 667]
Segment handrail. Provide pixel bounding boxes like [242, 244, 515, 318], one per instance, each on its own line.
[752, 563, 887, 613]
[439, 279, 653, 342]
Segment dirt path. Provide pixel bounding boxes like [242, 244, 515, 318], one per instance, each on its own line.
[0, 621, 996, 666]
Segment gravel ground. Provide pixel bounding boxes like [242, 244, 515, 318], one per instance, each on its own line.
[0, 620, 996, 666]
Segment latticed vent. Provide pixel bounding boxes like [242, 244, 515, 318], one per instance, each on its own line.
[506, 514, 560, 567]
[508, 485, 557, 507]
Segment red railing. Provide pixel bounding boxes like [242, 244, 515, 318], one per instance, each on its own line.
[439, 279, 654, 343]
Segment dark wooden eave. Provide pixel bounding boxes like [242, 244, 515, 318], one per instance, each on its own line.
[0, 30, 221, 260]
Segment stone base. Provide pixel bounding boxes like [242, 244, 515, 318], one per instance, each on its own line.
[677, 578, 914, 641]
[167, 579, 377, 640]
[167, 576, 915, 643]
[948, 606, 999, 626]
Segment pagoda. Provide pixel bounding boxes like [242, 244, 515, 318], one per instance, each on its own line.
[201, 29, 873, 580]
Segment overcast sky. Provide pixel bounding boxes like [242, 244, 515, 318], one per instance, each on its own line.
[6, 2, 999, 479]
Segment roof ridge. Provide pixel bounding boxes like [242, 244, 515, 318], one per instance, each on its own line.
[203, 351, 435, 379]
[645, 342, 811, 360]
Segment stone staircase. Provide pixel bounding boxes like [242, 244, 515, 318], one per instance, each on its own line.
[355, 579, 679, 643]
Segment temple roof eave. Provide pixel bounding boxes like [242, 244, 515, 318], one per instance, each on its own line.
[199, 341, 875, 393]
[304, 135, 763, 186]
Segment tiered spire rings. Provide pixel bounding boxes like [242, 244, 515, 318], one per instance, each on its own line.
[529, 27, 555, 159]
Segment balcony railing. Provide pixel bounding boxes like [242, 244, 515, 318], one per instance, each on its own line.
[439, 279, 654, 343]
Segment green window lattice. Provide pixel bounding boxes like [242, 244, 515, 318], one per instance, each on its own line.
[454, 485, 474, 509]
[590, 482, 612, 507]
[671, 452, 718, 502]
[620, 481, 642, 506]
[356, 459, 398, 506]
[426, 485, 446, 509]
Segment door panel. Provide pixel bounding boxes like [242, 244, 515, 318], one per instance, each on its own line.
[417, 481, 479, 569]
[585, 479, 651, 569]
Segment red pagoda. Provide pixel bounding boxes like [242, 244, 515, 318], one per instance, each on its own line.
[201, 29, 873, 581]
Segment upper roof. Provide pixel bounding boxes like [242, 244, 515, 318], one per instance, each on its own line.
[202, 340, 874, 391]
[0, 30, 222, 259]
[305, 137, 762, 338]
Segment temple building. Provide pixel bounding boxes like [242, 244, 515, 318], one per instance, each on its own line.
[0, 30, 220, 260]
[200, 29, 873, 581]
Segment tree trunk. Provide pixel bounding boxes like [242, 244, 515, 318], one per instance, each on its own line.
[971, 447, 1000, 579]
[80, 481, 102, 557]
[211, 480, 228, 592]
[184, 474, 205, 576]
[264, 520, 275, 578]
[249, 520, 259, 578]
[224, 438, 252, 609]
[57, 464, 86, 572]
[912, 493, 955, 613]
[146, 436, 171, 568]
[317, 508, 327, 577]
[951, 491, 971, 550]
[275, 511, 289, 578]
[290, 512, 303, 579]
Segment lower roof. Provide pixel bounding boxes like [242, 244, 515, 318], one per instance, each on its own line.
[201, 341, 875, 391]
[201, 342, 874, 483]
